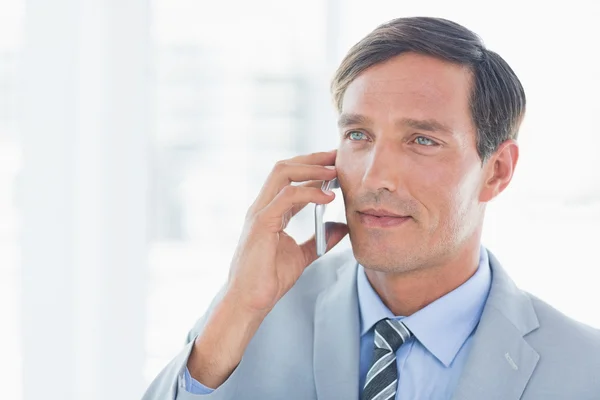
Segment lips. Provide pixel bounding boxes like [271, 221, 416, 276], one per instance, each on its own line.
[356, 208, 410, 228]
[358, 208, 406, 218]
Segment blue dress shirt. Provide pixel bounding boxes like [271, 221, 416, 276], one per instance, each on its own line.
[357, 247, 491, 398]
[183, 247, 492, 397]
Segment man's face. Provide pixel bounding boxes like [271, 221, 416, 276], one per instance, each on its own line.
[336, 52, 488, 272]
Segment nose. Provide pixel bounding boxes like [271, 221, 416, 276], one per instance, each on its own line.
[362, 141, 399, 193]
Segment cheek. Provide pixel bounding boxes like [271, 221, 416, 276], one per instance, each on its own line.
[335, 146, 364, 188]
[431, 164, 482, 232]
[414, 162, 474, 223]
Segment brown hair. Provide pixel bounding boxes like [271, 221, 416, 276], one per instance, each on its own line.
[331, 17, 526, 161]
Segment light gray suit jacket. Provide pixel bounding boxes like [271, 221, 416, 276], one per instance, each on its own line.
[142, 249, 600, 399]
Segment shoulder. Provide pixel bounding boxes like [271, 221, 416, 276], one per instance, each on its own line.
[527, 292, 600, 349]
[488, 249, 600, 358]
[524, 292, 600, 388]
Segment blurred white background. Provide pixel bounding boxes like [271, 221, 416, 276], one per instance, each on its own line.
[0, 0, 598, 399]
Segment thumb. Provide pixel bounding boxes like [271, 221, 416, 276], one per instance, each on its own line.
[300, 222, 349, 265]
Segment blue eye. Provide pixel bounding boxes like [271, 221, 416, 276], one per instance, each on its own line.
[415, 136, 436, 146]
[348, 131, 366, 141]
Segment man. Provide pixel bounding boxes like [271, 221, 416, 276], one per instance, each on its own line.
[143, 17, 600, 400]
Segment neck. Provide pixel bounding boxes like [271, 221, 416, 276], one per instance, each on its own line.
[364, 236, 482, 317]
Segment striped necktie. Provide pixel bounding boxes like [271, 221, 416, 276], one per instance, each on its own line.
[362, 318, 412, 400]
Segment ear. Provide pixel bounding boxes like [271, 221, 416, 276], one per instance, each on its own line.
[479, 139, 519, 203]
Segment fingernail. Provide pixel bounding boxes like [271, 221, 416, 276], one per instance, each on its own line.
[323, 190, 334, 196]
[324, 166, 335, 170]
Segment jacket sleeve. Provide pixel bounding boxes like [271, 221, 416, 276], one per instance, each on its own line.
[141, 285, 245, 400]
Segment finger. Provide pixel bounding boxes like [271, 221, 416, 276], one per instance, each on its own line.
[260, 148, 337, 206]
[288, 180, 331, 217]
[287, 149, 337, 166]
[251, 163, 337, 213]
[254, 186, 336, 232]
[300, 222, 349, 266]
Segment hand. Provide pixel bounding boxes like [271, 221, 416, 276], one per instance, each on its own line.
[187, 150, 349, 388]
[226, 150, 349, 317]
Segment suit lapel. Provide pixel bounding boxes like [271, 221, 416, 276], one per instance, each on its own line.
[451, 250, 540, 400]
[313, 254, 360, 400]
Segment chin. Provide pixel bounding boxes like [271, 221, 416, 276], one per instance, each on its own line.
[350, 234, 424, 274]
[354, 251, 422, 274]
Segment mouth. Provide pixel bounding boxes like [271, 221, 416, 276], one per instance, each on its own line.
[356, 208, 411, 228]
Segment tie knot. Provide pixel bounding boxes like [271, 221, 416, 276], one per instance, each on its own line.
[374, 318, 411, 353]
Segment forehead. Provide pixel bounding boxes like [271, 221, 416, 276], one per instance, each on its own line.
[341, 53, 474, 129]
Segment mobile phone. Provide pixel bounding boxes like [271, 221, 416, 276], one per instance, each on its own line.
[315, 178, 339, 257]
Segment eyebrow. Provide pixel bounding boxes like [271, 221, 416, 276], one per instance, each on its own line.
[337, 113, 454, 135]
[337, 113, 372, 128]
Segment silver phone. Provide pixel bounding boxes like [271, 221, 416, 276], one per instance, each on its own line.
[315, 178, 339, 257]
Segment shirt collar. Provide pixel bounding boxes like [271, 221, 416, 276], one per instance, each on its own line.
[357, 246, 492, 367]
